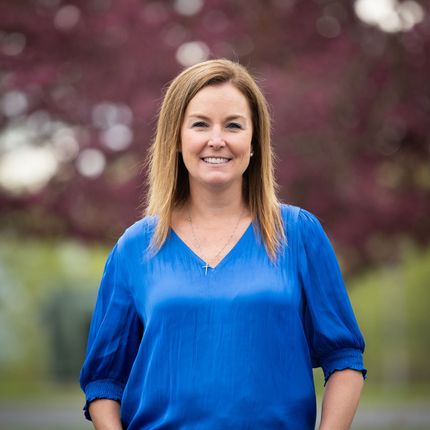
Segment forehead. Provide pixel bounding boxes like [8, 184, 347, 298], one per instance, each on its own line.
[185, 82, 251, 117]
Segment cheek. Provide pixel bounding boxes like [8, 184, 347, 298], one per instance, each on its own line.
[234, 135, 253, 157]
[181, 131, 201, 154]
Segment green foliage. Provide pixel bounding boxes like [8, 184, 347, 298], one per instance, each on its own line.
[349, 246, 430, 388]
[0, 236, 108, 388]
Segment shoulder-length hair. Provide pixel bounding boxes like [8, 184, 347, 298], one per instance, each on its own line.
[143, 58, 285, 260]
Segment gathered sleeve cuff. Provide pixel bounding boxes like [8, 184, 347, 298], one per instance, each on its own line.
[320, 347, 367, 385]
[82, 379, 124, 420]
[297, 209, 367, 385]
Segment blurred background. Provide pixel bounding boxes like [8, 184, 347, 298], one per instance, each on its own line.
[0, 0, 429, 429]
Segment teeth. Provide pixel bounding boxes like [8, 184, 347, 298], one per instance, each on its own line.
[203, 157, 230, 164]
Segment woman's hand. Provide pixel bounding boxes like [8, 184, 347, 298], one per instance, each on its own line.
[318, 368, 364, 430]
[88, 399, 123, 430]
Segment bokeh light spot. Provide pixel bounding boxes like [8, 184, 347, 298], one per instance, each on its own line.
[397, 1, 425, 30]
[54, 5, 81, 31]
[174, 0, 204, 16]
[142, 2, 168, 24]
[1, 91, 28, 118]
[1, 32, 26, 56]
[92, 102, 133, 129]
[26, 110, 52, 135]
[354, 0, 425, 33]
[76, 149, 106, 178]
[100, 124, 133, 151]
[52, 128, 80, 162]
[316, 16, 341, 38]
[163, 24, 189, 47]
[0, 145, 58, 194]
[176, 41, 210, 66]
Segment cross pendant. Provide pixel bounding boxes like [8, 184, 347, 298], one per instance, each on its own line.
[203, 262, 210, 275]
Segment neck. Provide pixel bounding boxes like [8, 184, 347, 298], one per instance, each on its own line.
[187, 182, 247, 223]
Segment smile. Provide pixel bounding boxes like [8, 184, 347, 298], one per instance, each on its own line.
[201, 157, 231, 164]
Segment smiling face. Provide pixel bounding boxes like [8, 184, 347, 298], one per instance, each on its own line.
[180, 82, 253, 194]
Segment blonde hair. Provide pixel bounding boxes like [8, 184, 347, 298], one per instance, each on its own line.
[143, 59, 285, 260]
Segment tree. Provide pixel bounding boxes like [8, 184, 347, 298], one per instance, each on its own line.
[1, 0, 429, 273]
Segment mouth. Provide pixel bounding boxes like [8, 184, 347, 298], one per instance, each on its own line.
[201, 157, 232, 165]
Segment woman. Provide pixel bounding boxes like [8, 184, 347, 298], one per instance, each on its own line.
[80, 59, 367, 430]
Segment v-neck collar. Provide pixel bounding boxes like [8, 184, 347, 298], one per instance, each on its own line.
[169, 221, 254, 274]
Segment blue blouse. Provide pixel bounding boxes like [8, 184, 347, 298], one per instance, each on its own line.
[80, 204, 366, 429]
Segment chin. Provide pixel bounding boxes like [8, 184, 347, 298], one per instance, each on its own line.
[190, 173, 242, 190]
[203, 177, 242, 190]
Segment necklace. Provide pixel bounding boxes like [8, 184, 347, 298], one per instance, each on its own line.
[188, 208, 245, 275]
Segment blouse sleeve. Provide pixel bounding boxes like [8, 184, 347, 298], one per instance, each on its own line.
[298, 209, 367, 385]
[79, 241, 143, 420]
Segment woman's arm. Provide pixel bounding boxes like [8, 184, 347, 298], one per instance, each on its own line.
[80, 242, 143, 425]
[88, 399, 123, 430]
[318, 369, 364, 430]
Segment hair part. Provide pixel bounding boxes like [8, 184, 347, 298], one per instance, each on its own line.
[143, 58, 285, 260]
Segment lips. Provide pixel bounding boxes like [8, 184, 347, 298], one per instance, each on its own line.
[201, 157, 232, 164]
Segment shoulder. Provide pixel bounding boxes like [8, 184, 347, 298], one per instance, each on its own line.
[279, 203, 300, 223]
[278, 205, 338, 269]
[279, 203, 322, 231]
[116, 215, 158, 255]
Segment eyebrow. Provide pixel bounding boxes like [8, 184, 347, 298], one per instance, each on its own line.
[187, 114, 247, 121]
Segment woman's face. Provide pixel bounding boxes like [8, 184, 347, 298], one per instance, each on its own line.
[180, 82, 253, 193]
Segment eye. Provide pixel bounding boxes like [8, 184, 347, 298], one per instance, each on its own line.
[227, 122, 243, 129]
[192, 121, 208, 128]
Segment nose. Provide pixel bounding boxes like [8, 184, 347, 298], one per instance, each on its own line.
[208, 133, 225, 149]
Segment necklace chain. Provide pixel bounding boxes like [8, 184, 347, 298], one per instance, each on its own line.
[188, 207, 245, 274]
